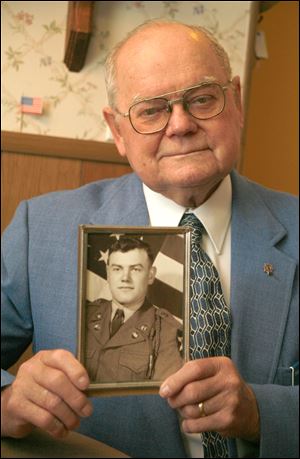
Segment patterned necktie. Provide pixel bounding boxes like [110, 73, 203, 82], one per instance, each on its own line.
[180, 212, 231, 458]
[110, 308, 124, 337]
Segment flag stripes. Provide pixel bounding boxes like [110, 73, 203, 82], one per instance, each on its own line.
[159, 234, 185, 265]
[86, 269, 111, 302]
[153, 251, 183, 292]
[21, 96, 43, 114]
[148, 277, 183, 318]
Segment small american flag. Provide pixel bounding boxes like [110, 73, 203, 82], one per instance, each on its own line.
[20, 96, 43, 114]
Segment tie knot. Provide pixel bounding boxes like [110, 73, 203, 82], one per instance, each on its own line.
[179, 212, 204, 242]
[114, 308, 124, 319]
[111, 308, 125, 336]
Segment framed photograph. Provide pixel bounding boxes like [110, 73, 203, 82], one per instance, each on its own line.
[77, 225, 191, 395]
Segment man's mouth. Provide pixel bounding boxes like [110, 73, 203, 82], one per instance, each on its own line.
[158, 148, 210, 159]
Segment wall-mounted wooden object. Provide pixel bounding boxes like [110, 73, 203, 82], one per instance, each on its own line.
[1, 131, 127, 164]
[64, 1, 94, 72]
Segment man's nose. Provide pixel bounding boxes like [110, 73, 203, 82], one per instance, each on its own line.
[165, 103, 198, 137]
[121, 268, 131, 281]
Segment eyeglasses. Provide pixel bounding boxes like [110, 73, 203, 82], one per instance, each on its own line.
[115, 81, 231, 135]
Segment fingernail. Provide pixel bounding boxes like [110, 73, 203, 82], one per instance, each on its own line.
[78, 375, 89, 389]
[182, 421, 190, 433]
[49, 419, 68, 438]
[81, 403, 93, 417]
[160, 384, 170, 397]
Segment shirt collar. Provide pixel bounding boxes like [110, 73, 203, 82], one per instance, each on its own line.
[143, 175, 232, 255]
[111, 301, 137, 322]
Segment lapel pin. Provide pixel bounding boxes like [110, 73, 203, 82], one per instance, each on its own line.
[263, 263, 274, 275]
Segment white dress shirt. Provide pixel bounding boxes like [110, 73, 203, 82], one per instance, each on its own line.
[143, 175, 232, 458]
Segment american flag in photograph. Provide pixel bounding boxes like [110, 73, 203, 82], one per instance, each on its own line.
[86, 232, 186, 319]
[20, 96, 43, 114]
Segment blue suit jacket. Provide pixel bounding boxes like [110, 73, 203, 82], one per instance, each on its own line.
[1, 170, 299, 458]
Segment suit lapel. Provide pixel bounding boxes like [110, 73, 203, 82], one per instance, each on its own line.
[89, 173, 150, 226]
[230, 171, 296, 383]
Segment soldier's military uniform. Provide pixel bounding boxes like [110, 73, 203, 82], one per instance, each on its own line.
[85, 298, 183, 383]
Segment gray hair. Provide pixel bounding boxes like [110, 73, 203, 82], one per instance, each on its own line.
[104, 19, 232, 108]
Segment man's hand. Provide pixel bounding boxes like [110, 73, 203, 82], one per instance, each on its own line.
[159, 356, 260, 442]
[1, 350, 93, 439]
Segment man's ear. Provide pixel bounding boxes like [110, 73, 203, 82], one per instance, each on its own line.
[231, 75, 244, 129]
[103, 106, 127, 157]
[148, 266, 157, 285]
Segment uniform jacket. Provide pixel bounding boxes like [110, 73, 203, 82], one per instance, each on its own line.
[86, 298, 183, 382]
[1, 170, 299, 458]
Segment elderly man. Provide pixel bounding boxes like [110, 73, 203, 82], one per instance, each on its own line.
[1, 20, 298, 459]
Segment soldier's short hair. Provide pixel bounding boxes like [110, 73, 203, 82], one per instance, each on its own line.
[108, 237, 154, 265]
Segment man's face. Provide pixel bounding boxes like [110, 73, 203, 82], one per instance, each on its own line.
[104, 25, 244, 206]
[107, 249, 156, 309]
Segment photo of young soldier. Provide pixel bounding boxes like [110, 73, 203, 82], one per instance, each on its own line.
[77, 226, 190, 393]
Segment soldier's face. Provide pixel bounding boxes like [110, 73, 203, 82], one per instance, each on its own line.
[107, 249, 156, 309]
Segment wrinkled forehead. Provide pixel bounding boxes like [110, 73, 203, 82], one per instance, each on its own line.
[115, 25, 226, 102]
[119, 23, 208, 50]
[116, 24, 214, 68]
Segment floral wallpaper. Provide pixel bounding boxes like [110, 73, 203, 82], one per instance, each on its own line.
[1, 1, 255, 141]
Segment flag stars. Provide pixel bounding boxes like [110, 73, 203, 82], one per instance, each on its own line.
[109, 233, 124, 240]
[98, 249, 109, 264]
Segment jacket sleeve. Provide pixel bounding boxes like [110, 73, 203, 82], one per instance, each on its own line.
[1, 201, 33, 387]
[251, 383, 299, 458]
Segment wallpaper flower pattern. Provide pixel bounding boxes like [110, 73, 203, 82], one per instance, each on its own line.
[1, 1, 254, 141]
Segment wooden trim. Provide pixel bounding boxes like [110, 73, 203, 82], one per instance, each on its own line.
[237, 0, 260, 174]
[64, 1, 94, 72]
[1, 131, 128, 164]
